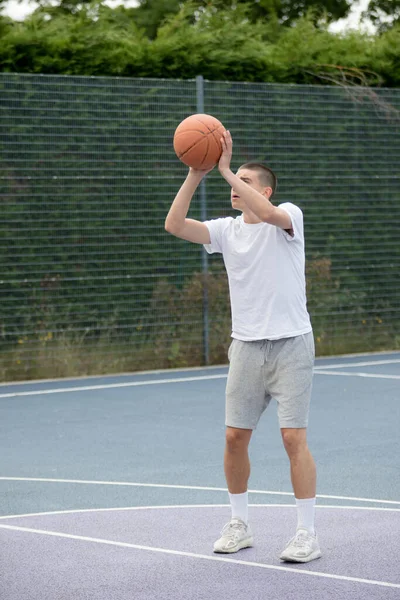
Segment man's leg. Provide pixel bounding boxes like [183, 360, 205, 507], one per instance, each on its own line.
[215, 339, 268, 554]
[224, 426, 253, 524]
[213, 426, 254, 553]
[281, 427, 316, 500]
[280, 427, 321, 563]
[224, 426, 253, 494]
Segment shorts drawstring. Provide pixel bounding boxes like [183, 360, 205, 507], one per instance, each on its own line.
[259, 340, 273, 363]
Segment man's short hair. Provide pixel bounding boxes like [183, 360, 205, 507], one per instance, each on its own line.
[239, 163, 278, 198]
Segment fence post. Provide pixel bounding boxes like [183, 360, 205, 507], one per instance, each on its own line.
[196, 75, 210, 365]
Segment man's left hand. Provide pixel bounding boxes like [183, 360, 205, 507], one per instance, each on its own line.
[218, 130, 232, 173]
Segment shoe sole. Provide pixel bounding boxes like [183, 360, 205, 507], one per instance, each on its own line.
[213, 536, 254, 554]
[280, 549, 322, 563]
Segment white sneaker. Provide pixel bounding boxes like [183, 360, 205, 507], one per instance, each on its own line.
[280, 528, 322, 563]
[213, 518, 253, 553]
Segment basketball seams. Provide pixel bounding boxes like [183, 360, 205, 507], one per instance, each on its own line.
[207, 131, 221, 165]
[199, 134, 210, 168]
[174, 130, 206, 158]
[196, 117, 226, 153]
[195, 115, 222, 136]
[175, 136, 208, 160]
[190, 117, 225, 158]
[174, 127, 224, 162]
[174, 125, 223, 141]
[211, 126, 225, 149]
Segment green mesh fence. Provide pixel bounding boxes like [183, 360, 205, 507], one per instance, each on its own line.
[1, 73, 400, 381]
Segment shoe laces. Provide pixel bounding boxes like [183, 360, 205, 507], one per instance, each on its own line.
[221, 519, 246, 540]
[293, 530, 314, 549]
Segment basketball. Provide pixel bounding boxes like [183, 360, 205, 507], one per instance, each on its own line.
[173, 113, 226, 170]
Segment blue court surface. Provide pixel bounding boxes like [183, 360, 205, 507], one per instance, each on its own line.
[1, 352, 399, 599]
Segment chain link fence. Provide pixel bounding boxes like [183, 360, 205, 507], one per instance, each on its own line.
[1, 73, 400, 381]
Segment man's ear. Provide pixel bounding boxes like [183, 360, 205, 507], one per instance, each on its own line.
[263, 187, 273, 199]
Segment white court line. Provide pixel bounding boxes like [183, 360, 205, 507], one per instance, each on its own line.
[1, 357, 399, 398]
[314, 359, 400, 370]
[0, 364, 227, 387]
[0, 520, 399, 590]
[314, 370, 400, 380]
[1, 503, 399, 521]
[1, 477, 399, 505]
[1, 364, 399, 398]
[1, 351, 397, 388]
[0, 373, 228, 398]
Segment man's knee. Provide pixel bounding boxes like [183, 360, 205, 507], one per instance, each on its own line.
[225, 427, 252, 453]
[281, 427, 307, 457]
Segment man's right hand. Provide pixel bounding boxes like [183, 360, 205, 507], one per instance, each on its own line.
[164, 168, 212, 244]
[189, 165, 215, 178]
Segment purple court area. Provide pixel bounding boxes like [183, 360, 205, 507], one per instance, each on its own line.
[1, 505, 399, 600]
[1, 353, 400, 599]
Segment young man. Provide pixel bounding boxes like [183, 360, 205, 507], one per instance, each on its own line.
[165, 130, 321, 563]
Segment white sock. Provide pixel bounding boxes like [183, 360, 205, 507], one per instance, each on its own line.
[295, 497, 316, 535]
[229, 491, 248, 524]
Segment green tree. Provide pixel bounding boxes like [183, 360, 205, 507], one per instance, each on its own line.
[1, 2, 400, 86]
[29, 0, 352, 38]
[131, 0, 352, 38]
[131, 0, 182, 38]
[193, 0, 351, 24]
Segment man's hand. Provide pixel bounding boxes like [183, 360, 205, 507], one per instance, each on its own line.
[189, 164, 215, 178]
[218, 130, 232, 174]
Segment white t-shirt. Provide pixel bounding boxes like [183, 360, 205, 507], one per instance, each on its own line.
[204, 202, 312, 341]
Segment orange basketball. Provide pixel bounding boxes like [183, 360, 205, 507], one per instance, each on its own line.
[173, 113, 226, 170]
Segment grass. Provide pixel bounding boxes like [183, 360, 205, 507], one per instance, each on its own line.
[1, 321, 399, 382]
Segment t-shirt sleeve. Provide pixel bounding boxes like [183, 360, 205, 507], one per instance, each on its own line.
[203, 218, 229, 254]
[278, 202, 304, 242]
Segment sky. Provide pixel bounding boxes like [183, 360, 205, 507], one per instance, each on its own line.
[329, 0, 374, 33]
[1, 0, 138, 19]
[1, 0, 375, 32]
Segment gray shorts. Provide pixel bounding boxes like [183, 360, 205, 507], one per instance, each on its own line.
[225, 332, 315, 430]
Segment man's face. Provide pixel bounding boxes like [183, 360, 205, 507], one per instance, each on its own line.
[231, 168, 265, 211]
